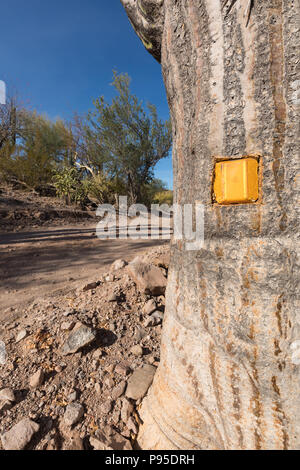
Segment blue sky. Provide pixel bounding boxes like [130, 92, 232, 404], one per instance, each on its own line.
[0, 0, 173, 188]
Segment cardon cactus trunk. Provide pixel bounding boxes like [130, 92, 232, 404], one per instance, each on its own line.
[120, 0, 300, 449]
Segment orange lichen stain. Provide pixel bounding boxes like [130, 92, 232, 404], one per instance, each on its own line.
[243, 268, 258, 291]
[271, 376, 281, 396]
[196, 262, 204, 276]
[269, 2, 287, 232]
[250, 269, 258, 282]
[241, 251, 260, 341]
[279, 360, 286, 372]
[242, 259, 254, 290]
[196, 263, 208, 330]
[170, 324, 179, 344]
[175, 273, 181, 309]
[209, 348, 222, 412]
[243, 275, 250, 290]
[191, 374, 203, 402]
[230, 364, 244, 448]
[215, 303, 224, 338]
[249, 349, 263, 450]
[241, 294, 250, 308]
[271, 376, 289, 450]
[252, 306, 259, 318]
[248, 243, 260, 258]
[248, 323, 255, 341]
[215, 247, 224, 258]
[274, 339, 282, 357]
[208, 346, 230, 449]
[241, 276, 251, 306]
[274, 295, 283, 337]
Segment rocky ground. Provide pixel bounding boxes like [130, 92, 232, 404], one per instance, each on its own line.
[0, 244, 169, 451]
[0, 183, 95, 232]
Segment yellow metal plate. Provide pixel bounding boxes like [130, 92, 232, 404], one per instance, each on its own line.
[214, 157, 259, 204]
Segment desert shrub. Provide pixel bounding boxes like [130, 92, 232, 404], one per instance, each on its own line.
[0, 110, 71, 190]
[53, 167, 88, 206]
[139, 178, 170, 207]
[152, 190, 173, 206]
[0, 144, 55, 190]
[83, 173, 125, 206]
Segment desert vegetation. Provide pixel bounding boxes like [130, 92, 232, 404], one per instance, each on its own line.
[0, 72, 172, 209]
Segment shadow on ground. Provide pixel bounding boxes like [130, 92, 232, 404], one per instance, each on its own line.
[0, 224, 168, 315]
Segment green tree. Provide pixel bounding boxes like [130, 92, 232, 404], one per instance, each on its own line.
[88, 72, 172, 204]
[0, 109, 73, 190]
[69, 113, 105, 176]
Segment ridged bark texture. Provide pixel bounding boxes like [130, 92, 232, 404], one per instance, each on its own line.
[120, 0, 300, 449]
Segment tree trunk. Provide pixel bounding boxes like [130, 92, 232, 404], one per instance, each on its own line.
[120, 0, 300, 449]
[127, 171, 142, 204]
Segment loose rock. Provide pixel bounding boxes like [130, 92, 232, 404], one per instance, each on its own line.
[115, 363, 131, 376]
[63, 308, 75, 317]
[0, 244, 167, 450]
[111, 259, 128, 271]
[67, 391, 78, 402]
[0, 388, 15, 402]
[143, 299, 157, 315]
[121, 398, 134, 422]
[93, 349, 103, 359]
[144, 310, 164, 327]
[64, 402, 84, 427]
[16, 329, 28, 343]
[127, 416, 139, 434]
[127, 259, 167, 296]
[126, 365, 156, 400]
[134, 327, 147, 342]
[61, 325, 96, 355]
[29, 369, 44, 388]
[0, 400, 12, 413]
[61, 321, 75, 331]
[111, 381, 126, 400]
[82, 282, 98, 292]
[130, 344, 144, 356]
[1, 418, 39, 450]
[90, 432, 132, 451]
[108, 293, 119, 302]
[100, 400, 113, 414]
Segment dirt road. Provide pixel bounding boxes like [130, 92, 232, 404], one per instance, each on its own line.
[0, 222, 167, 320]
